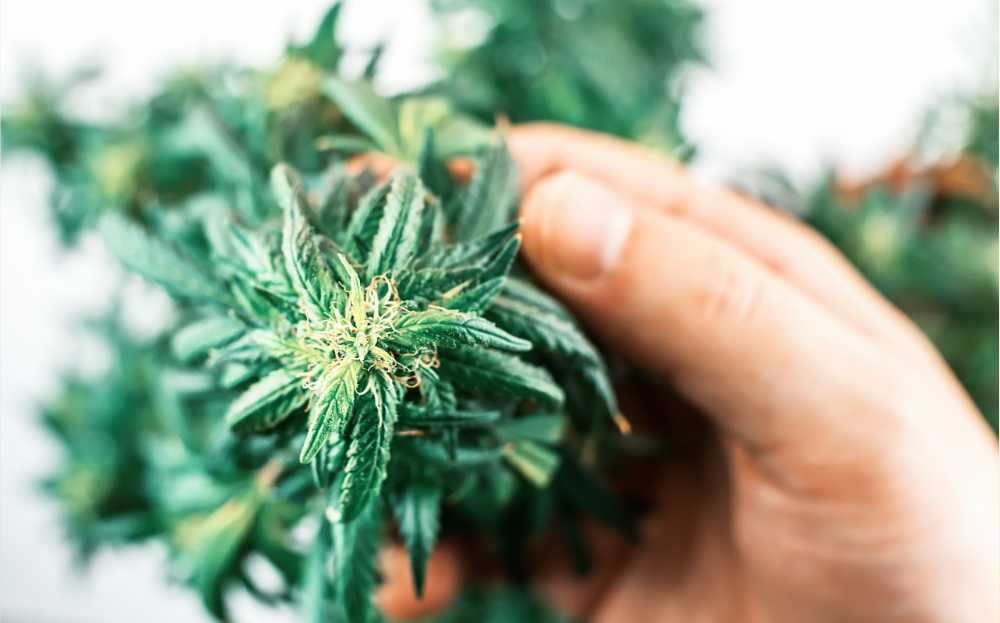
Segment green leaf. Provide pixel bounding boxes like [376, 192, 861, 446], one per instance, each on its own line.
[338, 374, 398, 521]
[503, 440, 560, 488]
[439, 347, 564, 406]
[367, 173, 428, 277]
[275, 164, 336, 320]
[417, 128, 453, 199]
[299, 358, 363, 464]
[301, 519, 335, 623]
[553, 450, 636, 541]
[392, 481, 441, 597]
[420, 221, 518, 269]
[322, 77, 403, 156]
[495, 414, 565, 444]
[393, 308, 530, 352]
[455, 141, 519, 240]
[331, 495, 382, 623]
[171, 316, 245, 363]
[343, 182, 390, 257]
[225, 368, 308, 433]
[99, 214, 229, 303]
[186, 489, 261, 619]
[486, 296, 599, 362]
[501, 277, 573, 318]
[397, 404, 501, 429]
[291, 2, 343, 70]
[440, 234, 520, 312]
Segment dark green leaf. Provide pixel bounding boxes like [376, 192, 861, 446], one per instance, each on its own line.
[392, 481, 441, 597]
[439, 347, 564, 405]
[338, 374, 397, 521]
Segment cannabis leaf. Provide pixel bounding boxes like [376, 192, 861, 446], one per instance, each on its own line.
[392, 480, 441, 597]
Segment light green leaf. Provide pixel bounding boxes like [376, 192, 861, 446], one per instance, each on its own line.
[99, 214, 229, 303]
[226, 368, 307, 433]
[322, 77, 403, 156]
[503, 440, 560, 488]
[495, 414, 565, 444]
[299, 358, 362, 463]
[171, 316, 245, 363]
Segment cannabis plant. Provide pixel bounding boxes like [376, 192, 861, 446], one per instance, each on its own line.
[97, 101, 621, 618]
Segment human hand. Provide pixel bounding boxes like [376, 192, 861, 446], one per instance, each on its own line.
[375, 124, 998, 622]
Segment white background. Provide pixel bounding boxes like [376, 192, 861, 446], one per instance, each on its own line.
[1, 1, 994, 621]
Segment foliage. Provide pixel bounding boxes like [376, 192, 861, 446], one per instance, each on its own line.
[9, 1, 997, 622]
[429, 0, 704, 152]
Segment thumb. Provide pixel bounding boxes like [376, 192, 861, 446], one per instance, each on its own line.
[519, 170, 896, 452]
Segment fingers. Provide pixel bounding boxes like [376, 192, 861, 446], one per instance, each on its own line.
[508, 124, 934, 363]
[375, 543, 462, 620]
[519, 170, 904, 453]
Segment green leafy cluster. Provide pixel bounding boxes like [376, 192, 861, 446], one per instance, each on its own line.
[9, 0, 997, 621]
[94, 87, 621, 618]
[430, 0, 704, 152]
[0, 4, 354, 242]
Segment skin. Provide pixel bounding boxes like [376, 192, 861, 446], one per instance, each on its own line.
[376, 124, 999, 622]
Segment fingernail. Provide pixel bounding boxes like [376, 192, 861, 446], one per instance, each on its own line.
[527, 174, 632, 280]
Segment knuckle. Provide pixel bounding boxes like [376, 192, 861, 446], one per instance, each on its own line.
[692, 262, 763, 327]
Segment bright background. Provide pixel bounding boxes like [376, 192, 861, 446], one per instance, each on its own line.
[1, 1, 994, 621]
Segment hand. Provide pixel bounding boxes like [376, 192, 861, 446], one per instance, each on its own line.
[377, 124, 999, 622]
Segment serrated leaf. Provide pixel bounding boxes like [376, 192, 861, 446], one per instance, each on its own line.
[440, 235, 520, 312]
[311, 440, 347, 490]
[343, 182, 390, 256]
[171, 316, 245, 363]
[367, 173, 428, 277]
[275, 164, 336, 320]
[455, 141, 519, 240]
[419, 221, 518, 269]
[503, 440, 560, 487]
[322, 77, 403, 156]
[393, 308, 530, 352]
[226, 368, 308, 433]
[486, 296, 599, 362]
[338, 374, 397, 522]
[99, 214, 229, 303]
[502, 277, 573, 318]
[331, 495, 382, 623]
[417, 128, 453, 199]
[392, 481, 441, 597]
[299, 358, 363, 464]
[439, 347, 564, 406]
